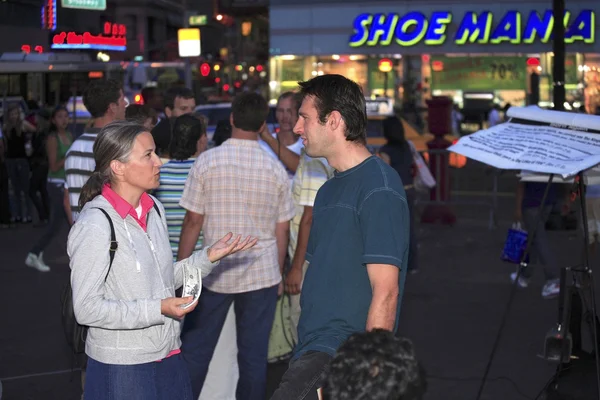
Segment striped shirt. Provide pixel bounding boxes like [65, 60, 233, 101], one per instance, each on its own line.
[180, 138, 296, 293]
[154, 159, 203, 259]
[289, 151, 334, 259]
[65, 129, 100, 222]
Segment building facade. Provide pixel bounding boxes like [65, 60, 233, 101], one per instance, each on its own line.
[269, 0, 600, 113]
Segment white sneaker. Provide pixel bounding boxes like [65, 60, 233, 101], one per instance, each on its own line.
[542, 279, 560, 299]
[510, 272, 530, 288]
[25, 253, 50, 272]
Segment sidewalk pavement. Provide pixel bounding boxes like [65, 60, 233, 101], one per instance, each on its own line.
[0, 203, 592, 400]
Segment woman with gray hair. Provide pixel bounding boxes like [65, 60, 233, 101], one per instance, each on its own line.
[68, 120, 257, 400]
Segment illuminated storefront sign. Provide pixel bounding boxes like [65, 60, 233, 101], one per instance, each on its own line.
[349, 10, 595, 47]
[51, 22, 126, 51]
[41, 0, 57, 31]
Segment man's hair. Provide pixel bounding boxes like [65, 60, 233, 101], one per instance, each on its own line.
[168, 114, 205, 160]
[231, 92, 268, 132]
[322, 330, 427, 400]
[83, 79, 122, 118]
[164, 87, 195, 111]
[140, 87, 157, 104]
[278, 91, 302, 113]
[125, 104, 157, 126]
[298, 74, 367, 144]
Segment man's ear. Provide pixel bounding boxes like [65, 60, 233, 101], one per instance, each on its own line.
[328, 110, 343, 131]
[229, 113, 234, 128]
[110, 159, 125, 178]
[108, 103, 117, 117]
[165, 107, 173, 118]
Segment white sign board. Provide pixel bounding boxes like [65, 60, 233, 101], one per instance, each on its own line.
[178, 29, 201, 58]
[448, 106, 600, 178]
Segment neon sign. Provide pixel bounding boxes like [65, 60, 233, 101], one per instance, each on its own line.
[349, 10, 595, 47]
[41, 0, 57, 31]
[51, 22, 127, 51]
[21, 45, 44, 54]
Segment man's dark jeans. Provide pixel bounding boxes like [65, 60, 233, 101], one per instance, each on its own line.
[270, 351, 333, 400]
[180, 284, 278, 400]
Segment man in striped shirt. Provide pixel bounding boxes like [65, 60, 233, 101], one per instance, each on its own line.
[154, 114, 207, 259]
[63, 79, 127, 224]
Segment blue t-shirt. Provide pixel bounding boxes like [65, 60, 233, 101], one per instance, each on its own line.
[294, 156, 409, 360]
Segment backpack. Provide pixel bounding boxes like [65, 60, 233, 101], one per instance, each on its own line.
[60, 203, 162, 354]
[60, 208, 117, 354]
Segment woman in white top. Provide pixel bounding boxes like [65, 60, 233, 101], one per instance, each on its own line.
[68, 120, 257, 400]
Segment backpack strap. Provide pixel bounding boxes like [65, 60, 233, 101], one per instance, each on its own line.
[152, 202, 161, 218]
[92, 208, 118, 282]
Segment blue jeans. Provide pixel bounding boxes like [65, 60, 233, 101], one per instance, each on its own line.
[520, 206, 558, 280]
[181, 284, 278, 400]
[5, 158, 31, 220]
[84, 354, 193, 400]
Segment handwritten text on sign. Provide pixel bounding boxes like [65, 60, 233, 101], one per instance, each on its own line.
[448, 123, 600, 178]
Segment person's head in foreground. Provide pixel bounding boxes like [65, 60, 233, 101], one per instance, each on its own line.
[295, 74, 367, 159]
[169, 114, 207, 161]
[322, 330, 427, 400]
[79, 121, 162, 209]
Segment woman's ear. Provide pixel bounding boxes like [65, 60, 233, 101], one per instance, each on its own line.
[110, 159, 125, 178]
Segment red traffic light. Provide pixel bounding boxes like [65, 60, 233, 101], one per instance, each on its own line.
[256, 65, 264, 72]
[234, 81, 241, 89]
[223, 83, 230, 91]
[200, 63, 210, 77]
[215, 77, 221, 83]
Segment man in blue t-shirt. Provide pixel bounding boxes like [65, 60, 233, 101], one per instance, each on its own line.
[270, 75, 409, 400]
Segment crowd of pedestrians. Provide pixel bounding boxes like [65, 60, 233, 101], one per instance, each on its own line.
[4, 74, 427, 400]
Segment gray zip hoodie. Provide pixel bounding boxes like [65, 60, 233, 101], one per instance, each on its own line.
[67, 195, 218, 365]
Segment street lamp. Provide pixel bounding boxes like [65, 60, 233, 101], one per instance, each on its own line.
[378, 58, 393, 97]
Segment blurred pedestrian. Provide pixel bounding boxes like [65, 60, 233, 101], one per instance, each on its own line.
[28, 110, 50, 226]
[377, 115, 418, 274]
[0, 125, 12, 228]
[151, 87, 195, 158]
[69, 120, 257, 400]
[141, 86, 164, 116]
[259, 92, 304, 178]
[126, 104, 158, 131]
[25, 106, 73, 271]
[154, 114, 207, 259]
[451, 104, 464, 137]
[64, 79, 127, 225]
[513, 181, 561, 298]
[3, 104, 36, 223]
[488, 103, 502, 127]
[212, 120, 232, 147]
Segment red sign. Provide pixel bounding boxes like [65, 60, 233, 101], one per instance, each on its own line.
[51, 22, 126, 51]
[21, 45, 44, 54]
